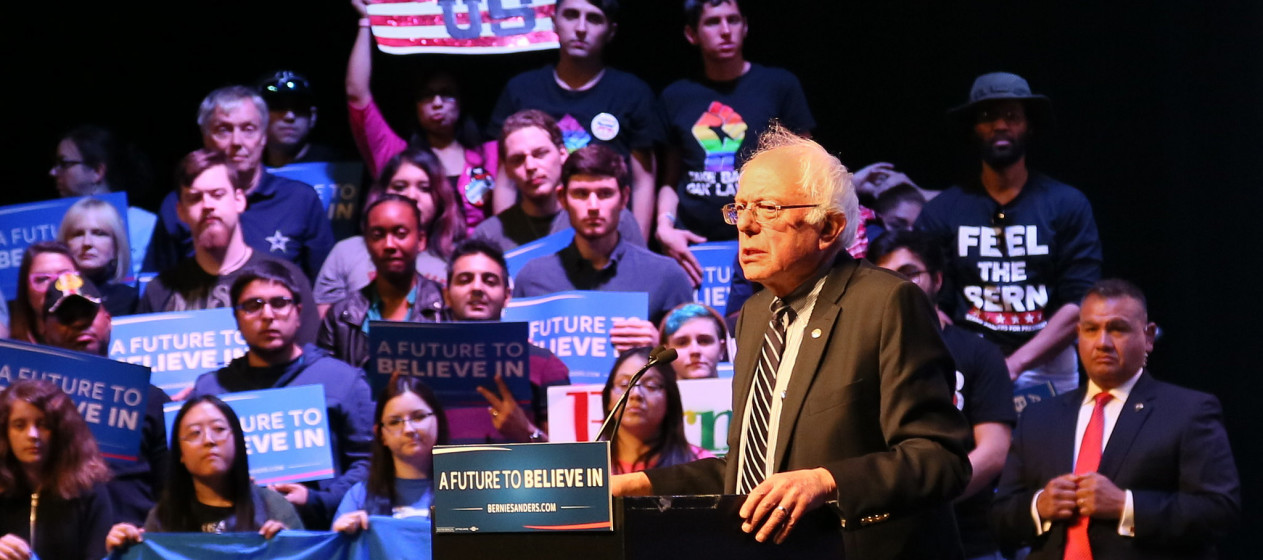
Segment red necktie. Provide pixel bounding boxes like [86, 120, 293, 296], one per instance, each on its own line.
[1065, 392, 1113, 560]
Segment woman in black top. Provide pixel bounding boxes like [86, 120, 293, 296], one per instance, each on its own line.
[105, 395, 302, 553]
[0, 379, 113, 560]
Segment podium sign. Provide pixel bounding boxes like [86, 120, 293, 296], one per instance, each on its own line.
[433, 442, 612, 533]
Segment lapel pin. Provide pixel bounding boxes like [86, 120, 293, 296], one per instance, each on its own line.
[811, 328, 822, 339]
[1134, 403, 1144, 412]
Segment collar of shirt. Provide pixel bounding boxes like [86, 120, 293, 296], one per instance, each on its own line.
[1072, 367, 1144, 467]
[249, 170, 280, 202]
[560, 236, 627, 276]
[362, 280, 420, 334]
[1082, 368, 1144, 406]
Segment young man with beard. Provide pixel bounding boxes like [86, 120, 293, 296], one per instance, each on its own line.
[138, 149, 320, 345]
[318, 195, 445, 368]
[190, 261, 374, 531]
[442, 238, 570, 443]
[485, 0, 665, 241]
[513, 145, 692, 349]
[473, 109, 644, 252]
[144, 86, 334, 279]
[40, 271, 171, 527]
[917, 72, 1103, 395]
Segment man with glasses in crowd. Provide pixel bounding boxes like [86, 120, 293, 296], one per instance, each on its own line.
[190, 260, 374, 531]
[916, 72, 1103, 395]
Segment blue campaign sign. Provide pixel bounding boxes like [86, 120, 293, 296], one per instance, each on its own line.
[0, 192, 129, 297]
[163, 385, 335, 485]
[0, 339, 150, 463]
[269, 161, 365, 240]
[368, 321, 532, 408]
[433, 442, 612, 533]
[504, 228, 574, 279]
[109, 308, 248, 397]
[689, 240, 738, 310]
[501, 291, 649, 383]
[116, 517, 431, 560]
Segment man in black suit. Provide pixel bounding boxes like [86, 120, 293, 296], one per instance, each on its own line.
[992, 279, 1240, 558]
[612, 125, 971, 559]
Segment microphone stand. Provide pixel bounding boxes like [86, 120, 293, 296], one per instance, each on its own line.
[593, 346, 678, 443]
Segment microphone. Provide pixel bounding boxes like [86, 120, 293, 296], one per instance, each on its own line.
[594, 346, 679, 443]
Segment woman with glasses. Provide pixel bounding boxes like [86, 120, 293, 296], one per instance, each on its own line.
[332, 374, 448, 534]
[601, 347, 712, 475]
[346, 0, 496, 235]
[9, 242, 77, 343]
[104, 395, 302, 553]
[57, 198, 138, 317]
[0, 379, 113, 560]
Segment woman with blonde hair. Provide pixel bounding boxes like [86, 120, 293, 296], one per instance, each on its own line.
[58, 197, 138, 316]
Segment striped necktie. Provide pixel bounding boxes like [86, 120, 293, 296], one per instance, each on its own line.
[738, 298, 795, 494]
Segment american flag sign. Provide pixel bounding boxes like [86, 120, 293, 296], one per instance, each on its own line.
[367, 0, 559, 55]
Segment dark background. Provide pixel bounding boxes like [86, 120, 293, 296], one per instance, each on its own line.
[7, 1, 1259, 553]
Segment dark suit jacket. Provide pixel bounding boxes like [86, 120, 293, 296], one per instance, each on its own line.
[991, 371, 1241, 559]
[646, 256, 973, 559]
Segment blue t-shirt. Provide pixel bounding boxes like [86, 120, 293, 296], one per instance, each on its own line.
[335, 478, 434, 520]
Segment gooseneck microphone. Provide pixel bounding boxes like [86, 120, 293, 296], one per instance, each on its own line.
[593, 345, 679, 443]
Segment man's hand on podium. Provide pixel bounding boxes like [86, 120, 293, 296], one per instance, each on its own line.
[740, 468, 837, 544]
[611, 472, 654, 496]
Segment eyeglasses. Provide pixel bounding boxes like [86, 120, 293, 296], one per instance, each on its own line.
[235, 296, 296, 316]
[180, 423, 232, 444]
[611, 378, 665, 395]
[721, 201, 819, 225]
[382, 410, 435, 435]
[896, 266, 928, 280]
[51, 159, 84, 171]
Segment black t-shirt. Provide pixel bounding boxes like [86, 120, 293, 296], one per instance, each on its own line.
[137, 251, 320, 345]
[189, 500, 238, 533]
[660, 63, 815, 240]
[942, 325, 1017, 557]
[486, 65, 665, 157]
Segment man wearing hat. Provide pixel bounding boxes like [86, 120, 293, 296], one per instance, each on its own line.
[916, 72, 1103, 395]
[40, 271, 172, 527]
[258, 70, 340, 168]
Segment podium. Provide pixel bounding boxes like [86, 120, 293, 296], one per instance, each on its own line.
[433, 494, 844, 559]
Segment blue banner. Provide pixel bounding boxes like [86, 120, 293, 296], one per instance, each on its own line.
[0, 192, 129, 296]
[501, 291, 649, 383]
[114, 517, 431, 560]
[503, 229, 574, 279]
[689, 240, 738, 310]
[109, 308, 248, 397]
[0, 339, 149, 463]
[433, 442, 612, 533]
[163, 385, 335, 485]
[269, 161, 365, 241]
[368, 322, 531, 407]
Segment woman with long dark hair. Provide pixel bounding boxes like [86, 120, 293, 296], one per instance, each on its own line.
[104, 395, 301, 552]
[346, 0, 496, 234]
[0, 379, 112, 560]
[332, 374, 448, 533]
[9, 242, 77, 344]
[601, 347, 713, 474]
[314, 147, 465, 314]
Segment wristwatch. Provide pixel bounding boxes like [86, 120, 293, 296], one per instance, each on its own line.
[528, 428, 546, 442]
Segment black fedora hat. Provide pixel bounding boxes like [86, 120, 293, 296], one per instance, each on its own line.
[948, 72, 1053, 129]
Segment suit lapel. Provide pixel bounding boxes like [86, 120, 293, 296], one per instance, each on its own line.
[772, 258, 859, 468]
[732, 289, 773, 425]
[1098, 371, 1156, 479]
